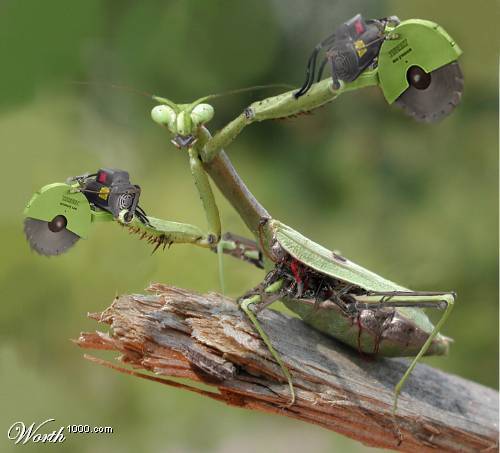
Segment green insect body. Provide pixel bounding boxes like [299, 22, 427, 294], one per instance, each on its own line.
[239, 219, 455, 409]
[264, 220, 452, 357]
[283, 298, 449, 357]
[22, 15, 463, 415]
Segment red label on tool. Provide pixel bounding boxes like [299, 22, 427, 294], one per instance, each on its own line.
[98, 171, 108, 183]
[355, 19, 364, 35]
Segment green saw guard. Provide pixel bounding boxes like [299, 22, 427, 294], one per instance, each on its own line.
[24, 183, 92, 238]
[378, 19, 462, 104]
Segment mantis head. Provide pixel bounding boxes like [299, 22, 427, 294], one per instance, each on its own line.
[150, 84, 292, 149]
[151, 95, 214, 149]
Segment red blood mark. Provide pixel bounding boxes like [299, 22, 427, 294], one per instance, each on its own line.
[290, 259, 302, 286]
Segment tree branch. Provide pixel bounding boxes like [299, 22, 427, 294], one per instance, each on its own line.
[75, 284, 498, 452]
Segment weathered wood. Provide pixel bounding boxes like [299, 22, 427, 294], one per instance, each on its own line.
[75, 284, 499, 452]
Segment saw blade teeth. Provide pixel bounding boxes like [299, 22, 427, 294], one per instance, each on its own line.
[23, 217, 80, 256]
[395, 61, 464, 123]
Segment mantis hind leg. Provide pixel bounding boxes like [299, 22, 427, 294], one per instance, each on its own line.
[239, 279, 295, 405]
[355, 291, 456, 414]
[215, 233, 264, 294]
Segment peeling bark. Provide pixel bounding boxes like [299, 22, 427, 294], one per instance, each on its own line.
[75, 284, 499, 452]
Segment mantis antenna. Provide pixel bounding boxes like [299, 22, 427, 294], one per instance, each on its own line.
[72, 80, 292, 114]
[152, 84, 294, 112]
[189, 84, 294, 105]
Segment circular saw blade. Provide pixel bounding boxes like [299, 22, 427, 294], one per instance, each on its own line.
[395, 61, 464, 123]
[24, 217, 80, 256]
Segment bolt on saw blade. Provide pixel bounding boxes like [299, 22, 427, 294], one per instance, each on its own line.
[395, 61, 464, 123]
[24, 217, 80, 256]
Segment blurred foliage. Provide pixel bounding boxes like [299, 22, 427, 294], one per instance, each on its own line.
[0, 1, 497, 452]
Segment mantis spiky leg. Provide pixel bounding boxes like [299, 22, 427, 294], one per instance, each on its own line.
[121, 215, 262, 268]
[354, 291, 456, 413]
[121, 215, 212, 250]
[239, 279, 296, 405]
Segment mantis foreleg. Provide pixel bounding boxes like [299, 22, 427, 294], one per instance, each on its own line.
[119, 214, 263, 272]
[202, 71, 379, 162]
[119, 214, 210, 250]
[188, 147, 221, 243]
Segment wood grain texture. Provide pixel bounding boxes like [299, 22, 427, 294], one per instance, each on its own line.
[75, 284, 499, 452]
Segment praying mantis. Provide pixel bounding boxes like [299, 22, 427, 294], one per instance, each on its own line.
[24, 16, 463, 413]
[146, 89, 455, 413]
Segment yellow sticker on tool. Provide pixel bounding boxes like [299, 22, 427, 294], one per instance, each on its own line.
[98, 186, 110, 200]
[354, 40, 366, 57]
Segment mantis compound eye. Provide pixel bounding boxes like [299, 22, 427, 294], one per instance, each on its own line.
[190, 103, 214, 126]
[151, 105, 176, 131]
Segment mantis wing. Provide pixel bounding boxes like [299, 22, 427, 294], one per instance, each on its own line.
[272, 220, 407, 292]
[271, 220, 441, 336]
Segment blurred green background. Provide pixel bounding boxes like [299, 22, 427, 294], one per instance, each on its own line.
[0, 1, 497, 452]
